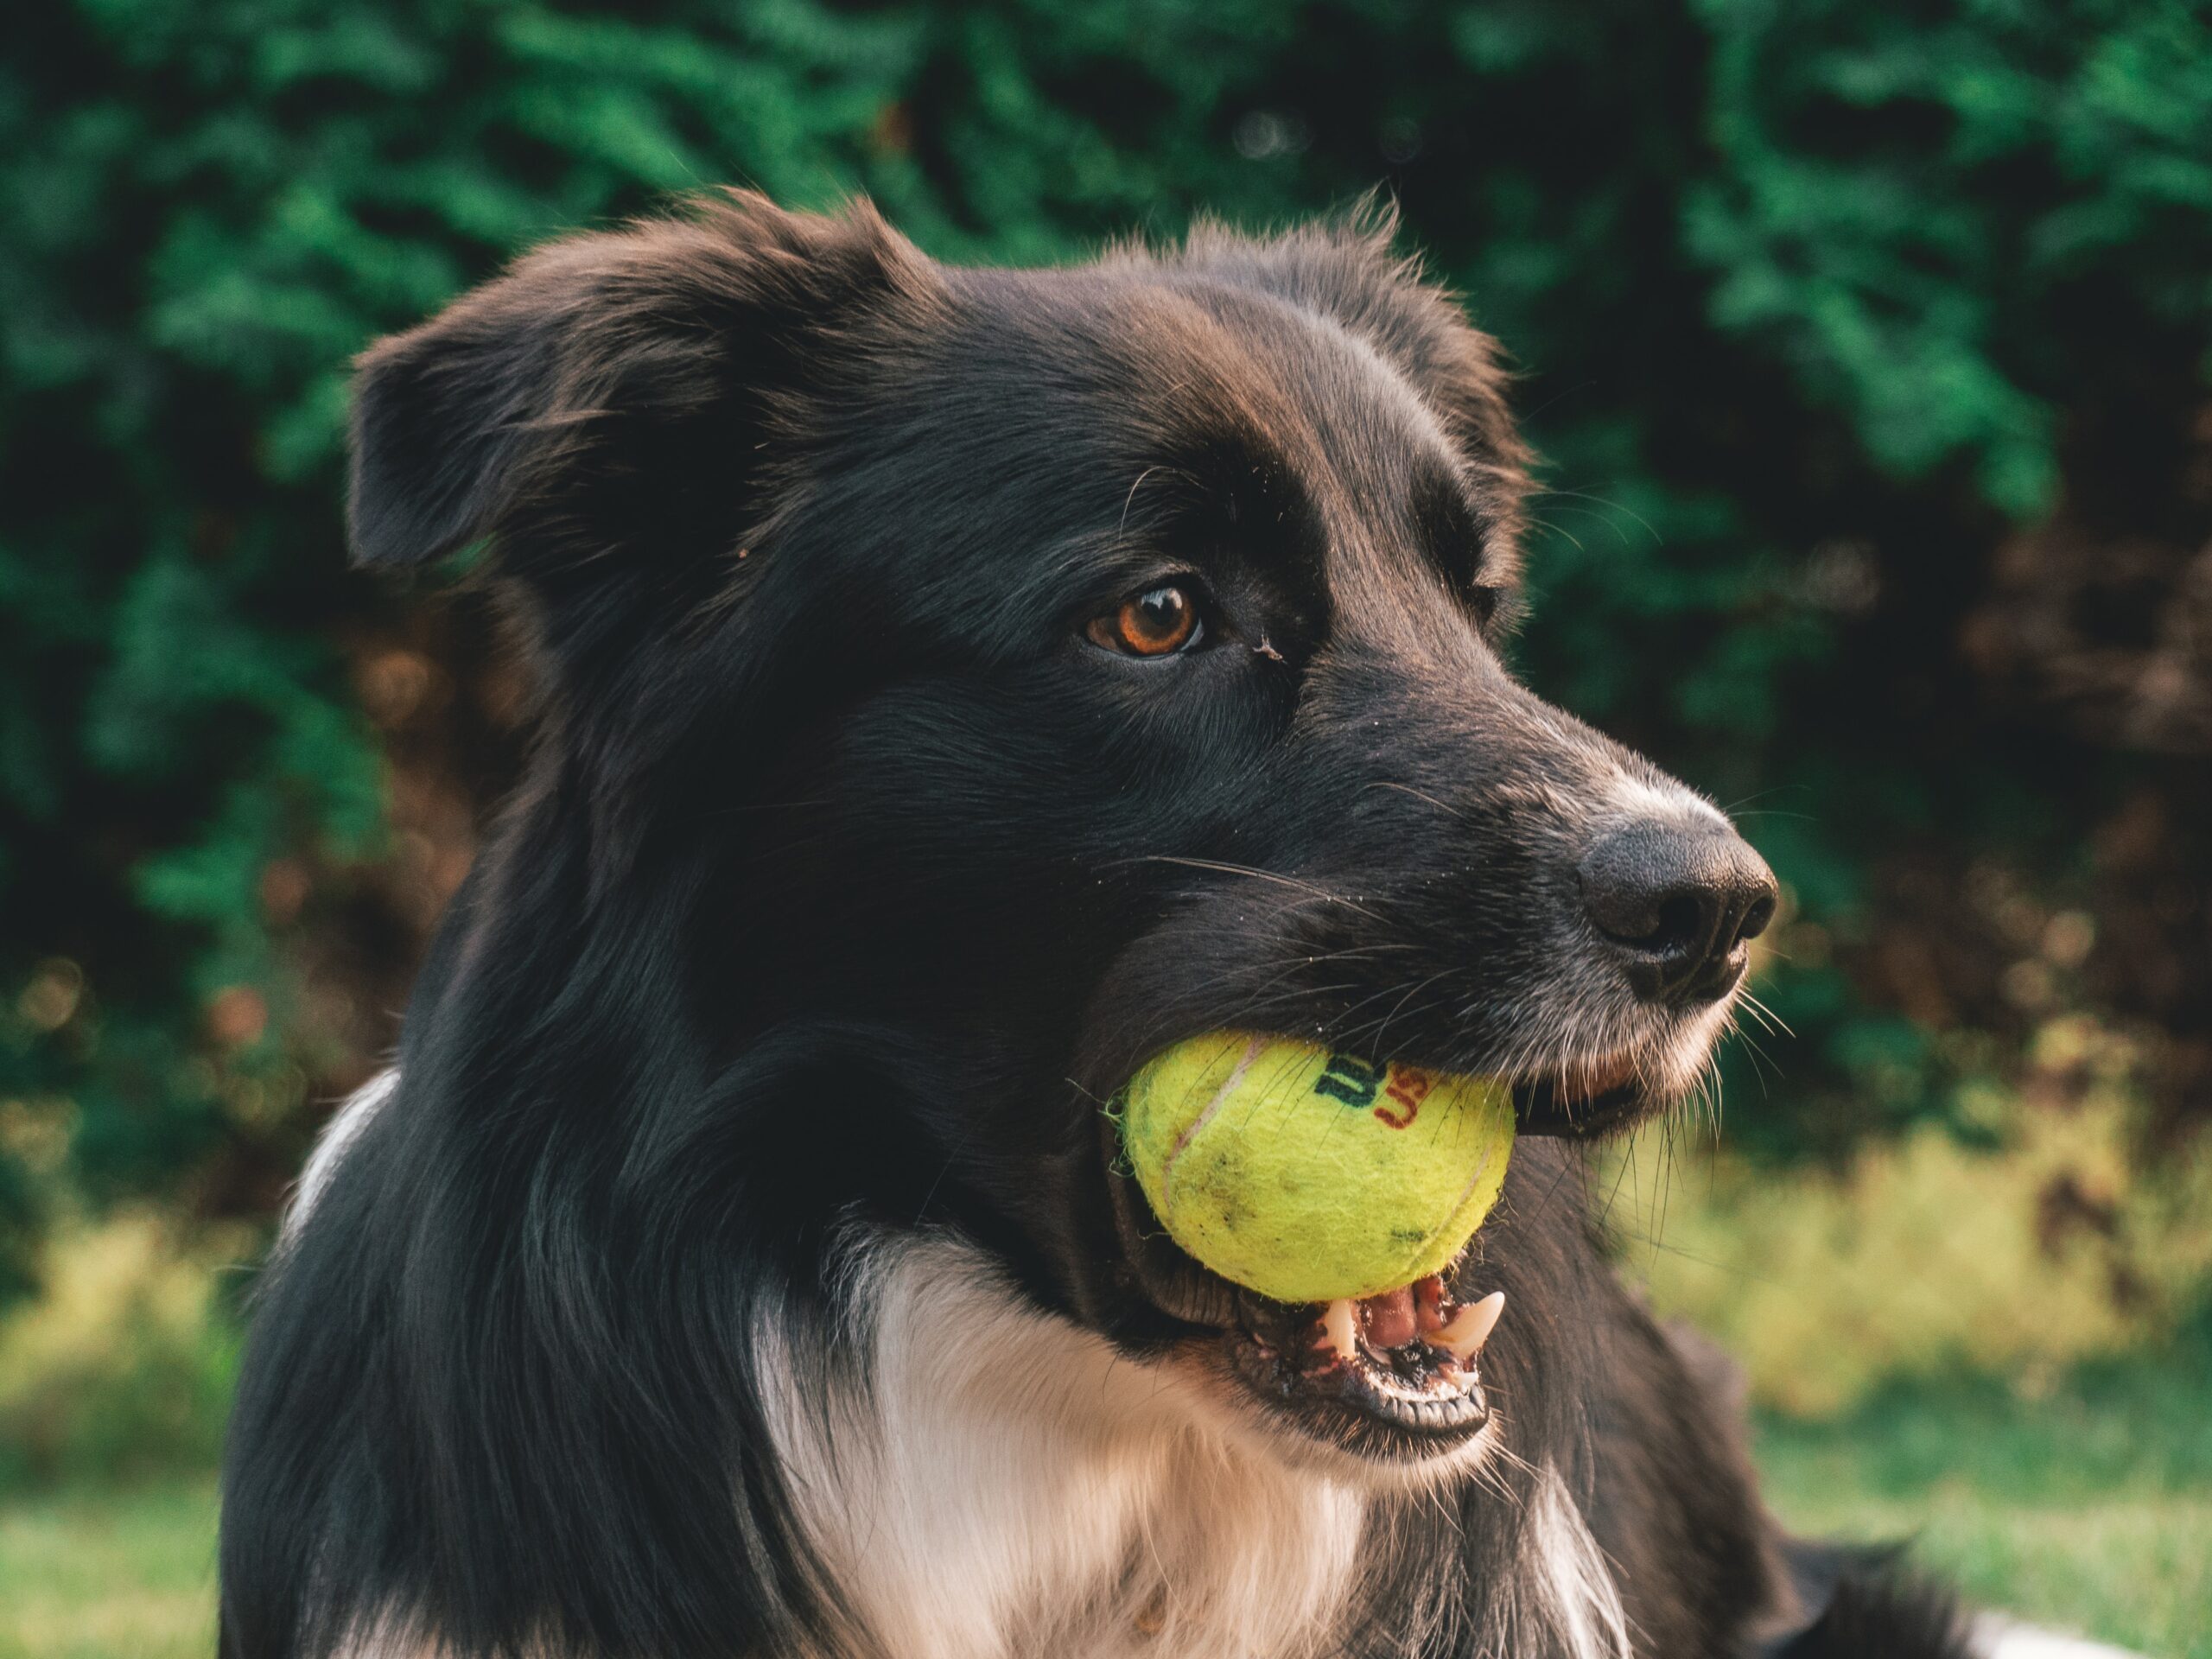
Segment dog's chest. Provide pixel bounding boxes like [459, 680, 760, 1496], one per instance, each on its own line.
[774, 1236, 1371, 1659]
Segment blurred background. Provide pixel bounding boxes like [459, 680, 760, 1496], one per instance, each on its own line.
[1, 2, 2208, 1653]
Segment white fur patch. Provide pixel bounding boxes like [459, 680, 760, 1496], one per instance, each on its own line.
[1605, 773, 1730, 833]
[1973, 1616, 2149, 1659]
[287, 1068, 399, 1236]
[762, 1231, 1370, 1659]
[763, 1230, 1633, 1659]
[1517, 1465, 1633, 1659]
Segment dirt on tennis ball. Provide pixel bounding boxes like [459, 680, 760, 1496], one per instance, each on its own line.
[1115, 1031, 1515, 1306]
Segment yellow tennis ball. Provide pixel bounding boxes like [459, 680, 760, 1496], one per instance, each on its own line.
[1116, 1032, 1516, 1306]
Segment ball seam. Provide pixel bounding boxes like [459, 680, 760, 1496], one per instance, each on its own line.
[1156, 1033, 1268, 1223]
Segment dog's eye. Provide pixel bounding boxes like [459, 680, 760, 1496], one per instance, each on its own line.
[1086, 584, 1202, 657]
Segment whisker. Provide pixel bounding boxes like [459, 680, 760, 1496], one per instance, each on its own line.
[1520, 512, 1588, 555]
[1734, 988, 1795, 1040]
[1112, 855, 1382, 918]
[1117, 465, 1165, 537]
[1524, 486, 1663, 546]
[1363, 779, 1470, 821]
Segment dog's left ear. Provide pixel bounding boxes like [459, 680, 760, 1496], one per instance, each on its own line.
[348, 193, 938, 668]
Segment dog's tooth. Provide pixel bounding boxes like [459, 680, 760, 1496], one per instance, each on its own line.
[1319, 1298, 1359, 1361]
[1432, 1290, 1505, 1360]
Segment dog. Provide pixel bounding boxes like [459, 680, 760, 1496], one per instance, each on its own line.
[219, 194, 2119, 1659]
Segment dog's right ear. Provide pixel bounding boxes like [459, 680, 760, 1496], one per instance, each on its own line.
[348, 193, 937, 631]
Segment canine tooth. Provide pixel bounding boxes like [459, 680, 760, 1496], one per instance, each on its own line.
[1432, 1290, 1505, 1360]
[1319, 1298, 1358, 1361]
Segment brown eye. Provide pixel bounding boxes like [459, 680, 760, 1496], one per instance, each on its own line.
[1086, 584, 1201, 657]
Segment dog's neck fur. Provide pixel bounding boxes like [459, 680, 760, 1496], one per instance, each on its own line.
[762, 1230, 1630, 1659]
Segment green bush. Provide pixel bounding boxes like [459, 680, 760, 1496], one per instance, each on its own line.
[1618, 1015, 2212, 1412]
[2, 1, 2208, 1285]
[0, 1215, 239, 1489]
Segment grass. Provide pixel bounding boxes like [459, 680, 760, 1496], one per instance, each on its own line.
[2, 1343, 2204, 1658]
[0, 1482, 215, 1659]
[1754, 1332, 2212, 1658]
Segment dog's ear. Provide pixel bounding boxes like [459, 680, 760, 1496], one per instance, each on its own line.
[348, 193, 937, 638]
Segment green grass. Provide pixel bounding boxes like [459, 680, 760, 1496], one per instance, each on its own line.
[1757, 1334, 2212, 1658]
[2, 1344, 2204, 1658]
[0, 1482, 214, 1659]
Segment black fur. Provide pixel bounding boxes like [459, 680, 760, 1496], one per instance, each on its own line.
[221, 194, 1978, 1659]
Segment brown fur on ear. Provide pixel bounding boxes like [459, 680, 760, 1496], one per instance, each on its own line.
[347, 191, 943, 580]
[1170, 199, 1533, 586]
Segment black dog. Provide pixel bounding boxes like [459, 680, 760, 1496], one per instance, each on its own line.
[222, 194, 2010, 1658]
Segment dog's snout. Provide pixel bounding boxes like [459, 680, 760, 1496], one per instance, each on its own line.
[1579, 820, 1777, 1006]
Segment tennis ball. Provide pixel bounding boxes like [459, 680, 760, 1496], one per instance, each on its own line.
[1116, 1032, 1515, 1306]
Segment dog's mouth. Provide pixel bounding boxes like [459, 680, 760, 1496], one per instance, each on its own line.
[1508, 1051, 1648, 1137]
[1225, 1263, 1508, 1446]
[1106, 1163, 1505, 1454]
[1103, 1052, 1646, 1457]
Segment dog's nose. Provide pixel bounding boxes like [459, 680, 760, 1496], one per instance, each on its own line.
[1579, 821, 1777, 1006]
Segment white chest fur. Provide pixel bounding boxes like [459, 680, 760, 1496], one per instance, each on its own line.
[766, 1233, 1375, 1659]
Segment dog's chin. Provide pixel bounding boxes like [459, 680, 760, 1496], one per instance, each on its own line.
[1096, 1040, 1711, 1470]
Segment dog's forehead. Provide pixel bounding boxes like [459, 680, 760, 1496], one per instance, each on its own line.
[865, 263, 1483, 614]
[942, 265, 1459, 492]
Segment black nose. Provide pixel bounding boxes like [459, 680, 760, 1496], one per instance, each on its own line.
[1579, 821, 1777, 1006]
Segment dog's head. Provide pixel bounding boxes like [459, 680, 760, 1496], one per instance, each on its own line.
[352, 194, 1773, 1474]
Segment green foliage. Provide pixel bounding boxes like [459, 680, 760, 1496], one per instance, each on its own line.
[0, 1216, 239, 1490]
[2, 0, 2208, 1278]
[1617, 1014, 2212, 1413]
